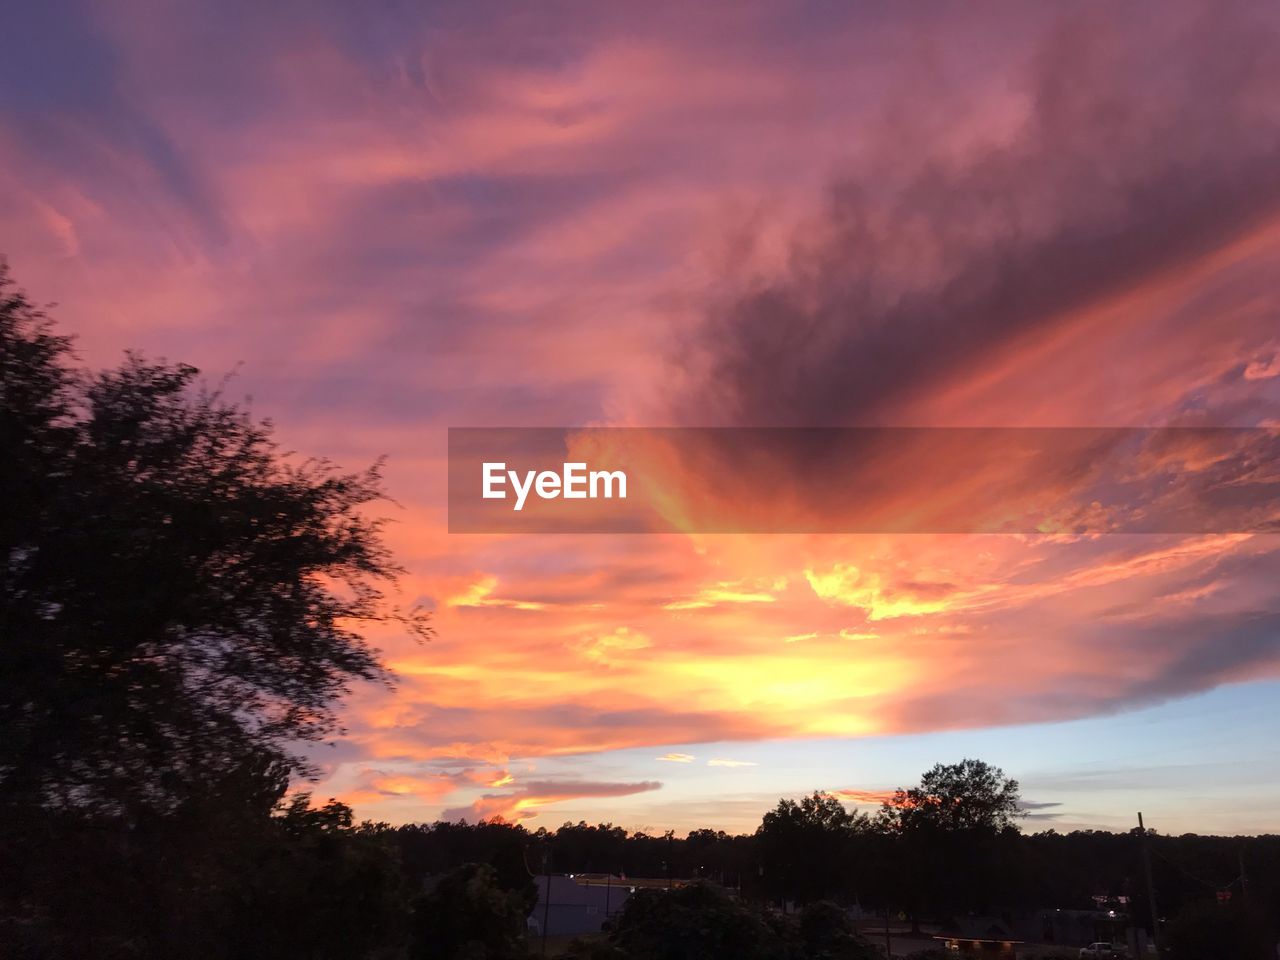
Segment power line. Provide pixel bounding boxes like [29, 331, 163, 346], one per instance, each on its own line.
[1150, 847, 1244, 892]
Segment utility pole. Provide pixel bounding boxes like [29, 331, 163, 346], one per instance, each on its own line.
[1238, 848, 1249, 906]
[884, 905, 893, 959]
[1138, 813, 1160, 955]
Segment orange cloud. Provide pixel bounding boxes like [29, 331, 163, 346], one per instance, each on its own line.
[8, 0, 1280, 834]
[805, 564, 958, 620]
[575, 626, 652, 664]
[341, 769, 464, 806]
[663, 577, 787, 611]
[833, 789, 898, 807]
[442, 780, 663, 823]
[447, 576, 546, 611]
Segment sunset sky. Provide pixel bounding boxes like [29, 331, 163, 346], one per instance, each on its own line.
[4, 0, 1280, 835]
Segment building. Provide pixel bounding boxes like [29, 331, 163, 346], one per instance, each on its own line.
[527, 874, 635, 938]
[1033, 907, 1130, 948]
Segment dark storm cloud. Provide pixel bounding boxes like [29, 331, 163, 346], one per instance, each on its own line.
[875, 602, 1280, 736]
[680, 2, 1280, 426]
[1121, 609, 1280, 702]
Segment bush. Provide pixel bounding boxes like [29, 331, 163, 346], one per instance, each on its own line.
[1164, 901, 1272, 960]
[562, 937, 630, 960]
[612, 882, 786, 960]
[797, 901, 880, 960]
[410, 863, 529, 960]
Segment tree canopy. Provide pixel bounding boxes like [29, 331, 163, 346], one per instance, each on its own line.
[410, 863, 530, 960]
[0, 264, 426, 957]
[756, 791, 873, 904]
[0, 265, 428, 819]
[879, 758, 1023, 834]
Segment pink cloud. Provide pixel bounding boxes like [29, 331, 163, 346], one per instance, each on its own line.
[4, 0, 1279, 830]
[441, 779, 663, 823]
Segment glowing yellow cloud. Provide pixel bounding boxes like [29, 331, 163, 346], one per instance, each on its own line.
[804, 564, 953, 620]
[447, 576, 546, 610]
[576, 626, 652, 663]
[664, 577, 787, 610]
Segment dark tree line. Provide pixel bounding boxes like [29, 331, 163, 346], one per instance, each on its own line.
[381, 781, 1280, 929]
[374, 784, 1279, 960]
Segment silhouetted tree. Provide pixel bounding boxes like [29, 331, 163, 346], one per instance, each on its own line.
[757, 791, 872, 905]
[552, 821, 632, 876]
[395, 819, 535, 906]
[1164, 900, 1273, 960]
[410, 863, 530, 960]
[797, 901, 880, 960]
[226, 795, 410, 960]
[612, 882, 788, 960]
[879, 759, 1022, 834]
[878, 760, 1023, 925]
[0, 264, 427, 957]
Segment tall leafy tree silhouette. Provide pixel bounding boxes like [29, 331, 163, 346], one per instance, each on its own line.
[756, 791, 873, 905]
[880, 759, 1022, 834]
[878, 759, 1024, 924]
[0, 264, 427, 956]
[0, 264, 427, 816]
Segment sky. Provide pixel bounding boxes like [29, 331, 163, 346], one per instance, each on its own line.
[3, 0, 1280, 835]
